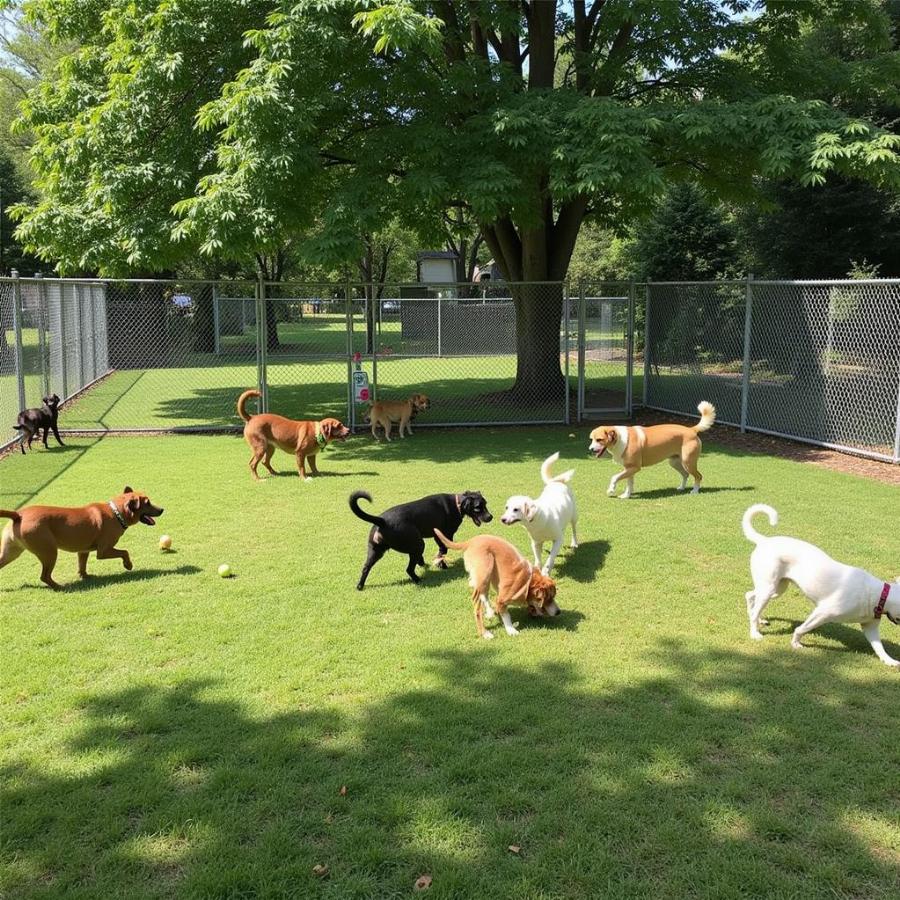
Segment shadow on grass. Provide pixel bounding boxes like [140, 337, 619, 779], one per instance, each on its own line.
[553, 538, 609, 583]
[623, 485, 756, 500]
[758, 616, 900, 658]
[0, 436, 106, 508]
[6, 564, 203, 593]
[3, 644, 897, 897]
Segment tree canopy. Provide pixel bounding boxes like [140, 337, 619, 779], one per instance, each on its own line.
[8, 0, 900, 394]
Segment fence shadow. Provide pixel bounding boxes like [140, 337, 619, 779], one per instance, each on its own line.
[3, 645, 898, 896]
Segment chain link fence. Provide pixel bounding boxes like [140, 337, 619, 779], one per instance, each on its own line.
[643, 279, 900, 462]
[3, 275, 898, 462]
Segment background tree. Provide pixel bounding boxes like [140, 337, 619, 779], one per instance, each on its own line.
[10, 1, 900, 399]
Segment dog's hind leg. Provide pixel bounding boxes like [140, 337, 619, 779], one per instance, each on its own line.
[0, 529, 25, 571]
[570, 515, 579, 549]
[481, 594, 496, 619]
[860, 621, 900, 667]
[52, 423, 65, 446]
[262, 445, 277, 476]
[357, 541, 388, 590]
[791, 604, 836, 650]
[668, 456, 689, 491]
[748, 587, 777, 640]
[683, 450, 702, 493]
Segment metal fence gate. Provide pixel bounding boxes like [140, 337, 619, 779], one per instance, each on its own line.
[577, 282, 635, 420]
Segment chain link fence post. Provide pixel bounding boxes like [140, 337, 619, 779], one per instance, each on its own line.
[642, 283, 651, 407]
[10, 269, 26, 412]
[625, 281, 635, 417]
[563, 281, 570, 425]
[34, 272, 50, 397]
[371, 288, 379, 405]
[255, 272, 268, 412]
[740, 274, 754, 433]
[212, 282, 221, 356]
[894, 361, 900, 463]
[345, 280, 354, 430]
[576, 280, 585, 421]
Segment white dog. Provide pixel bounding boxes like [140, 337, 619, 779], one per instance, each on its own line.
[500, 452, 578, 576]
[743, 504, 899, 667]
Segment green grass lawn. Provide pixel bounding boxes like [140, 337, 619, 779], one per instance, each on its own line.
[2, 428, 898, 899]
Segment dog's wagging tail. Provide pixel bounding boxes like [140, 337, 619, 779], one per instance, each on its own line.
[742, 503, 779, 544]
[348, 491, 388, 529]
[237, 389, 262, 422]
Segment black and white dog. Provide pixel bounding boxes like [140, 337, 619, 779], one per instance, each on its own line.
[349, 490, 493, 589]
[14, 394, 64, 455]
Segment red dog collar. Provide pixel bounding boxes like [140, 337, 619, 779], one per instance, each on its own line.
[874, 583, 891, 619]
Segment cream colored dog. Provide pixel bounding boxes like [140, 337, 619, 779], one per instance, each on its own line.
[588, 401, 715, 498]
[743, 504, 900, 666]
[366, 394, 430, 441]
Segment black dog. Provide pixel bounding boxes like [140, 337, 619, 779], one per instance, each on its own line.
[349, 490, 493, 590]
[14, 394, 64, 455]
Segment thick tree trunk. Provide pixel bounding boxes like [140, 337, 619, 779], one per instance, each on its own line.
[511, 282, 565, 400]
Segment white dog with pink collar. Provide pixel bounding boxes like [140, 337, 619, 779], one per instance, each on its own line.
[742, 504, 899, 667]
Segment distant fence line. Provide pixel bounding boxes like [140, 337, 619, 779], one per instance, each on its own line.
[1, 274, 898, 463]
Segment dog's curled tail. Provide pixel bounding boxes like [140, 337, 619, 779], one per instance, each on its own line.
[236, 389, 262, 422]
[0, 509, 22, 523]
[541, 451, 575, 485]
[742, 504, 778, 544]
[349, 491, 387, 528]
[434, 528, 469, 551]
[694, 401, 716, 433]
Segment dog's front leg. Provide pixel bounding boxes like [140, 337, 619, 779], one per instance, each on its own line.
[861, 621, 900, 667]
[296, 453, 308, 479]
[96, 545, 133, 571]
[791, 605, 834, 650]
[42, 426, 51, 449]
[499, 605, 519, 636]
[308, 454, 320, 476]
[78, 551, 91, 578]
[542, 538, 563, 576]
[608, 469, 637, 498]
[530, 538, 543, 568]
[52, 423, 65, 446]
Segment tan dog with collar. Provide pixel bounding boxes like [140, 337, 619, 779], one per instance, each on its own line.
[0, 487, 164, 589]
[589, 401, 715, 498]
[435, 529, 559, 639]
[237, 389, 350, 480]
[367, 394, 430, 441]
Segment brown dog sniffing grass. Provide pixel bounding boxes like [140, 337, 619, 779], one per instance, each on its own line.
[0, 487, 164, 589]
[237, 389, 350, 481]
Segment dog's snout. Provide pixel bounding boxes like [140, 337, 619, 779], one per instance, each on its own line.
[545, 601, 561, 617]
[482, 512, 493, 522]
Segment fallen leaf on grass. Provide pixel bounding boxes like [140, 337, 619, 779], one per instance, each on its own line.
[312, 864, 329, 878]
[414, 874, 433, 890]
[339, 785, 347, 796]
[507, 844, 522, 854]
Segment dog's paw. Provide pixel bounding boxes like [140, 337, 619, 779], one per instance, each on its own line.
[885, 658, 900, 668]
[676, 484, 685, 492]
[123, 558, 133, 571]
[540, 566, 551, 577]
[434, 558, 448, 570]
[691, 486, 700, 494]
[482, 631, 495, 640]
[791, 639, 805, 650]
[750, 631, 764, 641]
[619, 493, 631, 500]
[606, 488, 616, 497]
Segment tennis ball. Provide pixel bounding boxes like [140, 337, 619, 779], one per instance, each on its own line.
[218, 563, 233, 578]
[159, 534, 172, 551]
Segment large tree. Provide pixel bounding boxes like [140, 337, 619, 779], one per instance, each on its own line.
[10, 0, 900, 398]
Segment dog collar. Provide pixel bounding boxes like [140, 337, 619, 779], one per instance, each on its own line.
[314, 423, 327, 450]
[874, 583, 891, 619]
[108, 500, 128, 530]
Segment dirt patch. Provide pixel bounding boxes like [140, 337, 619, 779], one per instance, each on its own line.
[632, 409, 900, 487]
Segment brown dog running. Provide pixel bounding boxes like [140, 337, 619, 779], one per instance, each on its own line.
[434, 528, 559, 639]
[588, 401, 716, 498]
[366, 394, 430, 441]
[0, 487, 164, 589]
[237, 389, 350, 480]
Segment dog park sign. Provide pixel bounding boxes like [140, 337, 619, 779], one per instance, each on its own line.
[352, 353, 370, 403]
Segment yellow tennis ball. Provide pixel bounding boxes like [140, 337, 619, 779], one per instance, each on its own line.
[218, 563, 233, 578]
[159, 534, 172, 551]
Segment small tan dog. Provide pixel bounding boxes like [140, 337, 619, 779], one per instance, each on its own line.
[434, 528, 559, 639]
[0, 487, 164, 589]
[366, 394, 430, 441]
[237, 389, 350, 480]
[588, 401, 716, 498]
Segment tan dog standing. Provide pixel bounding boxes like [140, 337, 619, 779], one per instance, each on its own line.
[0, 487, 164, 589]
[435, 528, 559, 639]
[588, 401, 715, 498]
[237, 389, 350, 480]
[367, 394, 430, 441]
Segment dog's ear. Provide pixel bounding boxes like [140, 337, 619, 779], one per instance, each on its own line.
[321, 421, 332, 440]
[525, 501, 537, 521]
[605, 429, 617, 444]
[123, 485, 133, 494]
